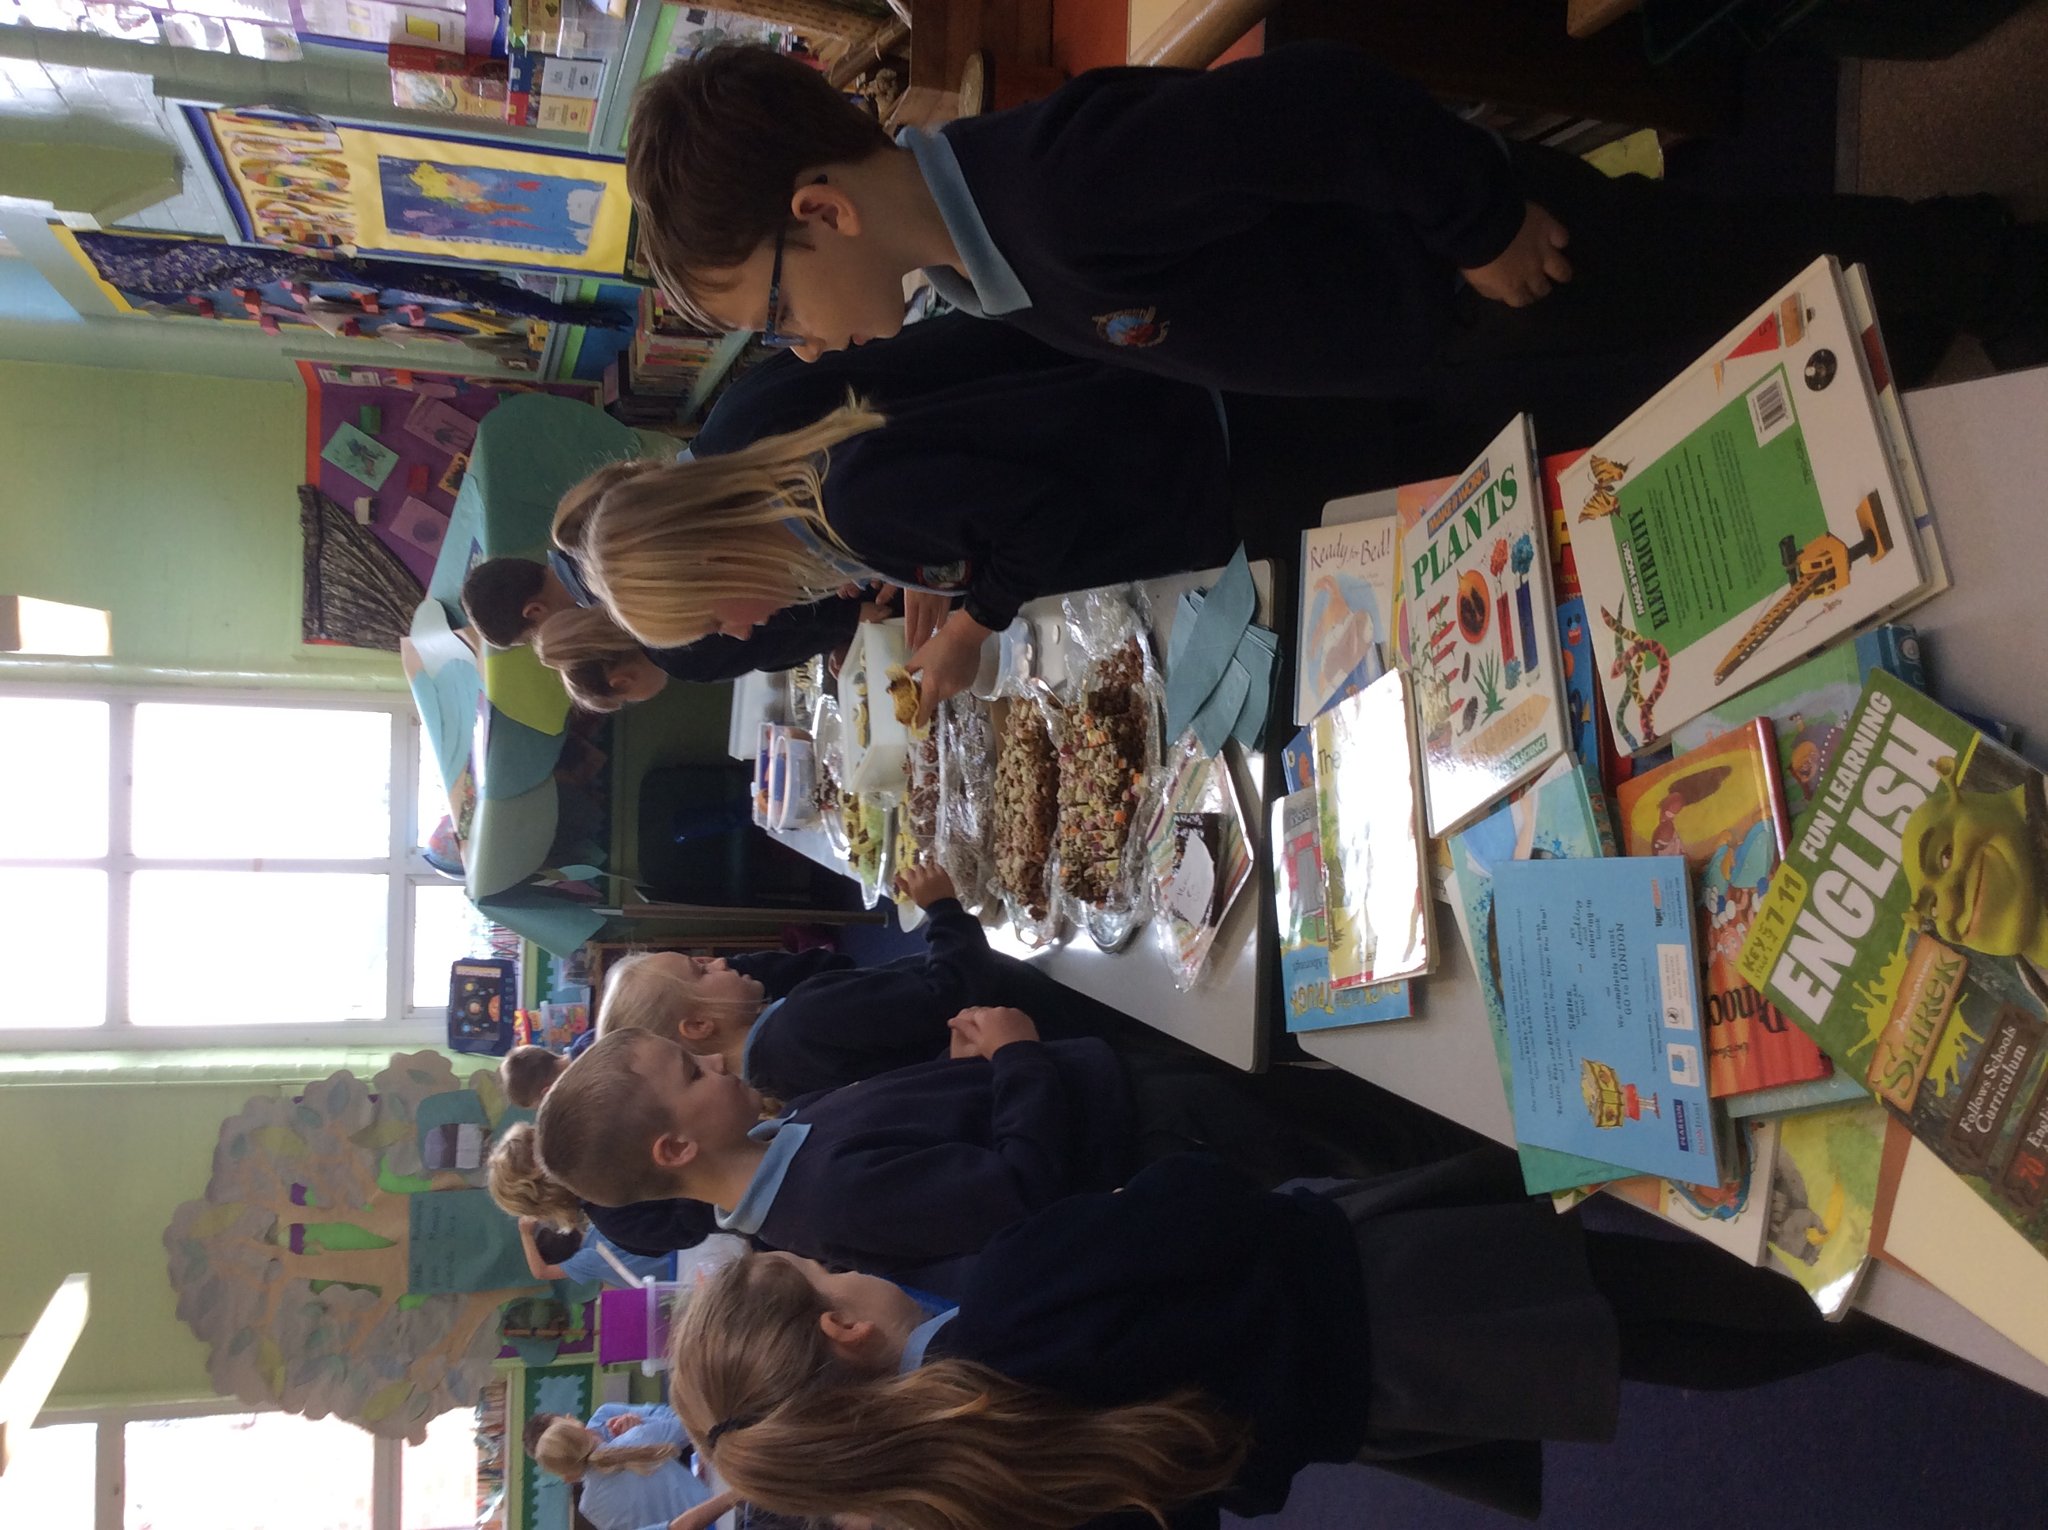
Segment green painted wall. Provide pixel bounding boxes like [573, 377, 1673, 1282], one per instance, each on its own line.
[0, 358, 402, 691]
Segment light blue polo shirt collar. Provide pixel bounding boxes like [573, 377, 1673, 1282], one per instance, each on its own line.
[739, 997, 783, 1085]
[899, 1306, 960, 1373]
[897, 125, 1031, 318]
[714, 1114, 811, 1235]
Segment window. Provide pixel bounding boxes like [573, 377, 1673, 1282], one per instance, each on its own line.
[0, 1403, 480, 1530]
[0, 687, 468, 1046]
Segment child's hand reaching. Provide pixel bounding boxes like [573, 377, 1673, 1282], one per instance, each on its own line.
[948, 1006, 1040, 1060]
[605, 1413, 642, 1438]
[896, 859, 958, 909]
[1461, 201, 1572, 308]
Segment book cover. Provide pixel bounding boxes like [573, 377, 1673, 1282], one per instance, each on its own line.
[1445, 759, 1631, 1193]
[1765, 1100, 1887, 1317]
[1616, 721, 1829, 1097]
[1563, 256, 1934, 753]
[1741, 670, 2048, 1259]
[1296, 512, 1399, 725]
[1273, 791, 1413, 1031]
[1392, 415, 1571, 835]
[1540, 447, 1640, 796]
[1605, 1117, 1780, 1264]
[1311, 671, 1434, 987]
[1493, 856, 1723, 1184]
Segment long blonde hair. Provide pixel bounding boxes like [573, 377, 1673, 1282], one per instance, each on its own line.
[486, 1121, 587, 1231]
[553, 400, 884, 649]
[533, 606, 645, 713]
[669, 1252, 1249, 1530]
[598, 950, 764, 1043]
[533, 1417, 681, 1481]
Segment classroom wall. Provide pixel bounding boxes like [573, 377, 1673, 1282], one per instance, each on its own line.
[0, 357, 403, 691]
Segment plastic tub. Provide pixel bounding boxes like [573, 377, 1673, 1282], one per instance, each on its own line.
[838, 620, 913, 797]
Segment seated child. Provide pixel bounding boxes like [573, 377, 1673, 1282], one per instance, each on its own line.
[534, 1006, 1487, 1296]
[670, 1152, 1926, 1527]
[596, 862, 1149, 1102]
[489, 1119, 718, 1260]
[531, 1403, 736, 1530]
[517, 1214, 675, 1288]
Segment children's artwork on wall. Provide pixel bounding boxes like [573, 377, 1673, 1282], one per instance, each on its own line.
[300, 485, 425, 652]
[183, 104, 637, 276]
[300, 363, 597, 598]
[48, 228, 632, 364]
[162, 1052, 592, 1443]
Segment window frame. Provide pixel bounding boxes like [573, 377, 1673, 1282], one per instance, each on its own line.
[27, 1397, 451, 1530]
[0, 681, 455, 1050]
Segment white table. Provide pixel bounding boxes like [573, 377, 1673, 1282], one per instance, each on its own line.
[1298, 366, 2048, 1396]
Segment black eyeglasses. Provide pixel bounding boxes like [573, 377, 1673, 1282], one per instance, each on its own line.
[759, 225, 799, 349]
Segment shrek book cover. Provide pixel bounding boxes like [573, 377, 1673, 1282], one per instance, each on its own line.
[1741, 670, 2048, 1259]
[1393, 413, 1569, 836]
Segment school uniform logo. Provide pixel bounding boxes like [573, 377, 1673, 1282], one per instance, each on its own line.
[1093, 306, 1170, 348]
[915, 560, 971, 590]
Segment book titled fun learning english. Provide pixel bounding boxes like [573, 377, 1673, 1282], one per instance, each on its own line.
[1740, 671, 2048, 1261]
[1393, 414, 1569, 837]
[1562, 256, 1938, 755]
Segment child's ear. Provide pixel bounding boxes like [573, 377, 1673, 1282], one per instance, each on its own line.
[817, 1308, 878, 1361]
[521, 596, 549, 625]
[792, 181, 860, 239]
[679, 1014, 715, 1044]
[650, 1130, 698, 1173]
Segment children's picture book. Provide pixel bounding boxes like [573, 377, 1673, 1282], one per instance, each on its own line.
[1540, 448, 1639, 796]
[1311, 671, 1434, 987]
[1493, 856, 1723, 1184]
[321, 420, 399, 491]
[1603, 1117, 1780, 1265]
[1616, 721, 1829, 1098]
[1273, 791, 1413, 1031]
[1562, 257, 1936, 754]
[1741, 670, 2048, 1260]
[1765, 1100, 1887, 1317]
[1444, 758, 1629, 1193]
[1393, 415, 1569, 836]
[1296, 511, 1400, 725]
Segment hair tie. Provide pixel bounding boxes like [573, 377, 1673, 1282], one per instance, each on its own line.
[705, 1413, 758, 1450]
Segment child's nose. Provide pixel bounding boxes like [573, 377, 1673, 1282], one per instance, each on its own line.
[793, 338, 828, 363]
[701, 1052, 728, 1075]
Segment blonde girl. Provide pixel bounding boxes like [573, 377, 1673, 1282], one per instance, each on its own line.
[487, 1121, 586, 1230]
[553, 352, 1244, 718]
[532, 1406, 738, 1530]
[669, 1153, 1913, 1527]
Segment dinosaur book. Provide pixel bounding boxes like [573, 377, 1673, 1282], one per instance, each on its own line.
[1741, 670, 2048, 1260]
[1391, 414, 1570, 836]
[1561, 256, 1939, 755]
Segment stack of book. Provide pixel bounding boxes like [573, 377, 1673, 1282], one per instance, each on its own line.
[1275, 254, 2028, 1321]
[602, 290, 727, 425]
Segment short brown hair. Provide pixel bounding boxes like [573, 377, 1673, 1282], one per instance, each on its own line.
[461, 557, 547, 647]
[500, 1044, 567, 1108]
[534, 1031, 682, 1207]
[626, 44, 892, 322]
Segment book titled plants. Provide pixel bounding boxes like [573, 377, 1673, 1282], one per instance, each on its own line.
[1392, 414, 1569, 836]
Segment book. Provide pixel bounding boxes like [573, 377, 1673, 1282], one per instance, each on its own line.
[1603, 1117, 1781, 1265]
[1445, 758, 1630, 1193]
[1616, 721, 1828, 1098]
[1540, 447, 1639, 796]
[1765, 1100, 1888, 1317]
[1669, 625, 1925, 1118]
[1295, 511, 1399, 725]
[1310, 670, 1434, 987]
[1393, 415, 1571, 835]
[1741, 670, 2048, 1260]
[1493, 856, 1723, 1184]
[1273, 791, 1413, 1030]
[1562, 256, 1937, 753]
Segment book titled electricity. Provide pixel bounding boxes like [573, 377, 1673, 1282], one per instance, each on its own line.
[1493, 856, 1723, 1184]
[1392, 414, 1570, 836]
[1740, 670, 2048, 1259]
[1562, 256, 1937, 754]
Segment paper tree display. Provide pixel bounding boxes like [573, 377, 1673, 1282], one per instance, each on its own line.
[163, 1052, 552, 1442]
